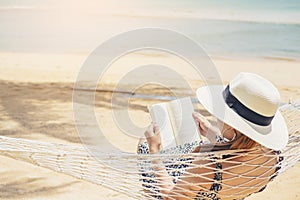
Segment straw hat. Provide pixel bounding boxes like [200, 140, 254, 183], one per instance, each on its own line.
[196, 72, 288, 150]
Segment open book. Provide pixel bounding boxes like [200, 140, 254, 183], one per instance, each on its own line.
[148, 97, 201, 150]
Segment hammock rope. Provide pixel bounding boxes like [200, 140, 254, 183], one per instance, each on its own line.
[0, 102, 299, 199]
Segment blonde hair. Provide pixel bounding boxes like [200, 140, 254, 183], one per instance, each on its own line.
[230, 133, 260, 149]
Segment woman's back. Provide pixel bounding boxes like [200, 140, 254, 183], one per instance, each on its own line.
[166, 147, 279, 200]
[219, 148, 279, 199]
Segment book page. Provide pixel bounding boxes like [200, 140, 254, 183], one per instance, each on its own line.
[148, 103, 177, 149]
[167, 97, 200, 146]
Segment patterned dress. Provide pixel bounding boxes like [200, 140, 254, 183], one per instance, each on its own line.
[137, 136, 283, 200]
[138, 136, 226, 200]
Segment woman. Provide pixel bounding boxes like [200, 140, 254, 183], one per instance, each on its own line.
[138, 73, 288, 200]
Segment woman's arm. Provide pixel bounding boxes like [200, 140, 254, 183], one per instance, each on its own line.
[145, 113, 217, 199]
[144, 123, 175, 197]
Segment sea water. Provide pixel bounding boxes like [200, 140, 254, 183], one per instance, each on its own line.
[0, 0, 299, 60]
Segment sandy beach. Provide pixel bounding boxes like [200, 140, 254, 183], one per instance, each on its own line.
[0, 51, 299, 199]
[0, 0, 299, 198]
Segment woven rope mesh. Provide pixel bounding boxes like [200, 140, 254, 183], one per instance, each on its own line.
[0, 102, 299, 199]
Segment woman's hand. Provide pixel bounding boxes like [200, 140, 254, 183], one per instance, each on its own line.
[144, 122, 162, 154]
[192, 112, 211, 137]
[192, 112, 219, 142]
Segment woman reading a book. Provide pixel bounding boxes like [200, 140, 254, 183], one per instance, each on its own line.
[137, 73, 288, 200]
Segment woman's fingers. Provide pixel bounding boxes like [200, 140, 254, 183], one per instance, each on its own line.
[192, 112, 221, 142]
[153, 122, 160, 134]
[144, 122, 161, 153]
[192, 112, 211, 136]
[144, 122, 160, 138]
[144, 123, 154, 138]
[192, 111, 207, 119]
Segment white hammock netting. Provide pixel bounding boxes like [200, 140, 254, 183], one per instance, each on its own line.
[0, 102, 299, 200]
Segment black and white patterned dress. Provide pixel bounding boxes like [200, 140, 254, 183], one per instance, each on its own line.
[137, 136, 226, 200]
[137, 136, 283, 200]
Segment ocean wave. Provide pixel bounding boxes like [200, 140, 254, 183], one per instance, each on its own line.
[0, 4, 299, 25]
[111, 11, 300, 25]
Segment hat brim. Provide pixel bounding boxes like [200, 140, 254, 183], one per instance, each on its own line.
[196, 85, 288, 150]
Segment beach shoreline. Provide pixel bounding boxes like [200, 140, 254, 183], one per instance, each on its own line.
[0, 51, 299, 85]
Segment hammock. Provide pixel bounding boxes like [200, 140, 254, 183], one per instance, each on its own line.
[0, 102, 299, 200]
